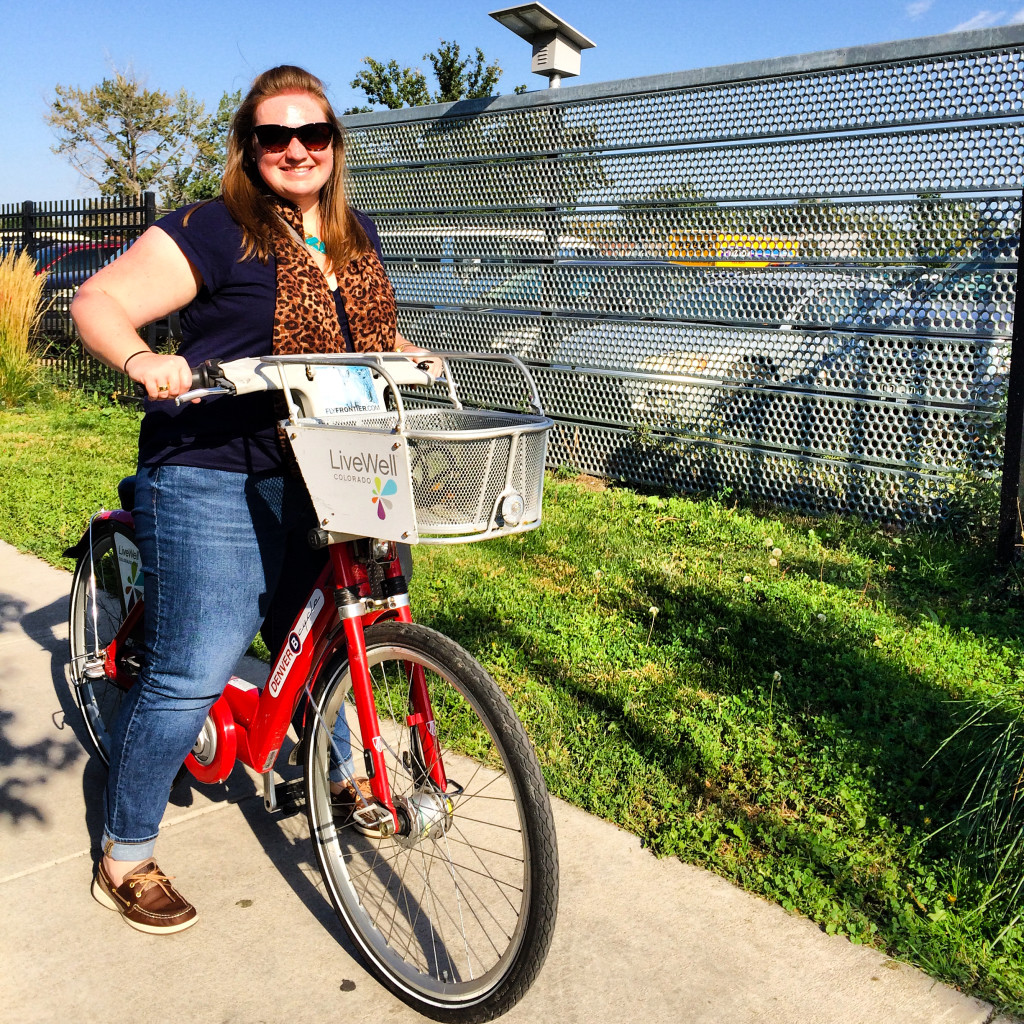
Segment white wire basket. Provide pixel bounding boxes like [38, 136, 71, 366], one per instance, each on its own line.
[267, 353, 552, 545]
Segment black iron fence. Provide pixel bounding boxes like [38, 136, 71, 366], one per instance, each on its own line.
[0, 193, 156, 344]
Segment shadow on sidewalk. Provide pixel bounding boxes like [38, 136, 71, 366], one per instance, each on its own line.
[1, 592, 85, 831]
[9, 584, 363, 960]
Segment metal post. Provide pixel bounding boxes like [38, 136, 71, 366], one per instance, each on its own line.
[21, 200, 35, 254]
[143, 192, 158, 350]
[538, 102, 563, 392]
[996, 194, 1024, 564]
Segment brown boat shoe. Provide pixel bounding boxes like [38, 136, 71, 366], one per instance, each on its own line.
[332, 777, 386, 838]
[92, 858, 198, 934]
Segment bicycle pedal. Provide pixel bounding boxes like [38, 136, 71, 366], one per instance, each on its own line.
[353, 803, 396, 837]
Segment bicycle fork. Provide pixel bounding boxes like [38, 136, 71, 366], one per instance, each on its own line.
[330, 547, 449, 838]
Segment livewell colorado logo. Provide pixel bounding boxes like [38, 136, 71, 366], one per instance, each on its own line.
[371, 476, 398, 520]
[115, 535, 144, 610]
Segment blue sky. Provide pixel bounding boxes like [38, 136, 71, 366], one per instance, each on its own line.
[4, 0, 1023, 200]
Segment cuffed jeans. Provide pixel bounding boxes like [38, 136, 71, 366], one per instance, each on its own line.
[102, 463, 348, 860]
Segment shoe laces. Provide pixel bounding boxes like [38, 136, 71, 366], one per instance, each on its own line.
[126, 865, 175, 899]
[333, 778, 373, 807]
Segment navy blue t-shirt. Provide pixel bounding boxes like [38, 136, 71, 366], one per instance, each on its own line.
[138, 198, 384, 473]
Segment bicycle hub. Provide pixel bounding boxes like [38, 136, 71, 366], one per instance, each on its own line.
[393, 789, 454, 848]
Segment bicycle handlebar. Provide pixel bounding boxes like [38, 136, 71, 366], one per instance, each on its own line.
[175, 353, 439, 408]
[190, 359, 226, 391]
[174, 351, 546, 425]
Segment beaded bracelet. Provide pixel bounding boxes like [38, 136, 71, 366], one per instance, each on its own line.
[122, 349, 150, 374]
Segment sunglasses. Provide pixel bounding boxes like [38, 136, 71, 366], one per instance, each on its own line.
[252, 122, 335, 153]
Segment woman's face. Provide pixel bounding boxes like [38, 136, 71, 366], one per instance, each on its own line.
[253, 91, 334, 209]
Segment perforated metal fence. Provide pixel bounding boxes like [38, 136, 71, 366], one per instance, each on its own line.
[343, 25, 1024, 557]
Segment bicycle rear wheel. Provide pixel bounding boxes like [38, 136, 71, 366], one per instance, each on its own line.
[67, 520, 144, 764]
[303, 620, 558, 1023]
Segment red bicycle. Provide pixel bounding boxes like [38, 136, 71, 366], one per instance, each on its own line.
[66, 353, 558, 1023]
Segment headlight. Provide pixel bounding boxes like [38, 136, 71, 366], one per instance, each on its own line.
[499, 493, 525, 526]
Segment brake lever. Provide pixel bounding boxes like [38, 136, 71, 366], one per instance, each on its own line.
[175, 385, 233, 405]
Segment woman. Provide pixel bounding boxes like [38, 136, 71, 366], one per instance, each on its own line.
[71, 65, 429, 934]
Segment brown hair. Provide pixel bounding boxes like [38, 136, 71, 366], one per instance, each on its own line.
[219, 65, 370, 266]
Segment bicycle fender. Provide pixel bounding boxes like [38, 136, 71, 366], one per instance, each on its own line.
[62, 509, 136, 559]
[304, 606, 402, 699]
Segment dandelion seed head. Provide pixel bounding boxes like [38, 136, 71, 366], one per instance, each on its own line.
[768, 557, 778, 567]
[817, 612, 826, 622]
[743, 574, 752, 583]
[772, 548, 782, 559]
[764, 538, 774, 548]
[772, 671, 782, 682]
[649, 605, 659, 617]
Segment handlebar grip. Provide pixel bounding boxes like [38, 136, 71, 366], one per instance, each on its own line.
[190, 359, 224, 390]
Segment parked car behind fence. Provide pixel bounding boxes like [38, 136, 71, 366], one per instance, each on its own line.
[31, 239, 180, 350]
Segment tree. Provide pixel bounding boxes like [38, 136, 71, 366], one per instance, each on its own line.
[347, 40, 524, 113]
[164, 89, 242, 207]
[348, 59, 431, 112]
[46, 66, 209, 201]
[426, 40, 503, 103]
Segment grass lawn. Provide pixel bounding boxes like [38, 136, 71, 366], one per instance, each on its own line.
[3, 389, 1024, 1013]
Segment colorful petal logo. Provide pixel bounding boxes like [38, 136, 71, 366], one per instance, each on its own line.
[123, 561, 143, 610]
[371, 477, 398, 520]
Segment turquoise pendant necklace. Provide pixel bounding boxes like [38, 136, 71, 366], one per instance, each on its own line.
[305, 235, 326, 253]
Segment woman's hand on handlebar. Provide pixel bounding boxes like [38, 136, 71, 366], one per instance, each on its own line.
[125, 351, 195, 401]
[395, 335, 443, 380]
[413, 354, 444, 380]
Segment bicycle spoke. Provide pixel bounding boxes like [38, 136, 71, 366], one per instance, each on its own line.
[410, 843, 526, 899]
[447, 813, 524, 832]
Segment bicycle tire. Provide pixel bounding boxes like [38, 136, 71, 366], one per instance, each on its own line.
[67, 520, 144, 764]
[303, 620, 558, 1023]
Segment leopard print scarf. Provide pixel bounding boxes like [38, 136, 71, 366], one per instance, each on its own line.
[270, 199, 397, 355]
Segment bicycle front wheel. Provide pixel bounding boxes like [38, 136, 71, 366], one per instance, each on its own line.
[67, 520, 144, 764]
[303, 620, 558, 1023]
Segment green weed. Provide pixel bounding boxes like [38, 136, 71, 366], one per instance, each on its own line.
[0, 390, 140, 559]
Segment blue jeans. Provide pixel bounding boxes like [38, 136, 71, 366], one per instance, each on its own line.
[102, 463, 354, 860]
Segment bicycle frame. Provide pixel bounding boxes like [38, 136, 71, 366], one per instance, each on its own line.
[98, 525, 446, 835]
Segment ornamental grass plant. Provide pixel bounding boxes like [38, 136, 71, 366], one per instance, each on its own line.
[0, 247, 49, 407]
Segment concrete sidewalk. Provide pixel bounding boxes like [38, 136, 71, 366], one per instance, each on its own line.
[0, 537, 1013, 1024]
